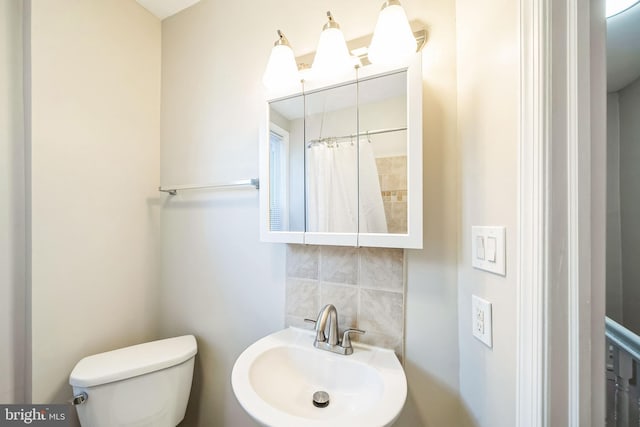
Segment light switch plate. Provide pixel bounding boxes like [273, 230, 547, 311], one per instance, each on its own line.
[472, 295, 493, 348]
[471, 226, 506, 275]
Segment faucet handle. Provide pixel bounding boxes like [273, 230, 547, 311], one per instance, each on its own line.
[303, 318, 317, 326]
[341, 328, 365, 349]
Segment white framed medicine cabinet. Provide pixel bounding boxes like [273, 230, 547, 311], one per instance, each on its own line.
[259, 54, 422, 249]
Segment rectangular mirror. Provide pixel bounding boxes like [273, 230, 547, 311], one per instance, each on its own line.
[260, 55, 422, 248]
[267, 95, 305, 234]
[358, 71, 408, 235]
[304, 82, 358, 236]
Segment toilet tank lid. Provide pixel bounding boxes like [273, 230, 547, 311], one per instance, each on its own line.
[69, 335, 197, 388]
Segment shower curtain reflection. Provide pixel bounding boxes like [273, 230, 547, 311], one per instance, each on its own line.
[306, 139, 387, 233]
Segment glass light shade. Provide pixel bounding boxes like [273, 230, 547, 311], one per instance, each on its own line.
[606, 0, 639, 17]
[263, 44, 300, 89]
[368, 2, 417, 66]
[311, 27, 354, 80]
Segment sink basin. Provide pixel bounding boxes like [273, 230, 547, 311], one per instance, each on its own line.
[231, 327, 407, 427]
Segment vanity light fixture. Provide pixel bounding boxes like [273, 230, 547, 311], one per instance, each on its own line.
[262, 6, 425, 89]
[310, 12, 354, 80]
[262, 30, 300, 89]
[368, 0, 417, 66]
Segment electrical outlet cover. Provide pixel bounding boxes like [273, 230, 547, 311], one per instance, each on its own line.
[472, 295, 493, 348]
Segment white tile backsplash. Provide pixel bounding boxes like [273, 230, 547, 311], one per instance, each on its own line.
[320, 283, 359, 329]
[285, 245, 405, 359]
[286, 245, 319, 279]
[360, 247, 404, 291]
[285, 278, 319, 317]
[358, 288, 404, 336]
[320, 246, 359, 284]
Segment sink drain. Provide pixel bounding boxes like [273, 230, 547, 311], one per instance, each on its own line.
[312, 391, 330, 408]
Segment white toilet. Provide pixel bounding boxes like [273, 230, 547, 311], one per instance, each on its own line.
[69, 335, 197, 427]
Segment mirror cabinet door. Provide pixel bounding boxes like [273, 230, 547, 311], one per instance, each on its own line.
[268, 95, 305, 233]
[261, 57, 421, 247]
[304, 82, 358, 235]
[358, 71, 408, 235]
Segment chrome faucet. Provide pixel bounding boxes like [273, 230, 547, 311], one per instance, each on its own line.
[305, 304, 365, 355]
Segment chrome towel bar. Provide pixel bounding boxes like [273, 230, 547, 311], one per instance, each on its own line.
[159, 178, 259, 195]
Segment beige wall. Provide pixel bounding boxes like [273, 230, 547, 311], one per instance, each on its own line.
[607, 78, 640, 335]
[28, 0, 161, 406]
[14, 0, 527, 424]
[606, 92, 623, 322]
[0, 0, 26, 405]
[456, 0, 519, 425]
[160, 0, 462, 425]
[619, 76, 640, 334]
[18, 0, 524, 424]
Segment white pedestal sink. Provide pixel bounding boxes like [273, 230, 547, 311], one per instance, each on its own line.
[231, 327, 407, 427]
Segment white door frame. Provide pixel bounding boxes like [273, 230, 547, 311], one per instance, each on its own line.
[517, 0, 606, 425]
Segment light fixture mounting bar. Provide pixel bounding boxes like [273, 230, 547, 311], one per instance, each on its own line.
[295, 27, 427, 69]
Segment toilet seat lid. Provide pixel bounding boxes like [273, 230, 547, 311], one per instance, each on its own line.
[69, 335, 197, 387]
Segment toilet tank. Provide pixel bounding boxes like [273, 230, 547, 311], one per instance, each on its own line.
[69, 335, 197, 427]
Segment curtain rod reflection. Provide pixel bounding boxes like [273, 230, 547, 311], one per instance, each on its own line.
[307, 126, 407, 148]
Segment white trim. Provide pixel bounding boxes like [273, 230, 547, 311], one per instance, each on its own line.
[516, 0, 550, 426]
[567, 0, 581, 421]
[590, 0, 608, 423]
[567, 0, 592, 424]
[517, 0, 605, 425]
[566, 0, 606, 424]
[304, 232, 358, 247]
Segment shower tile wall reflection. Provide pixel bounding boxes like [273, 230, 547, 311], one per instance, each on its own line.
[285, 244, 405, 359]
[376, 155, 408, 233]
